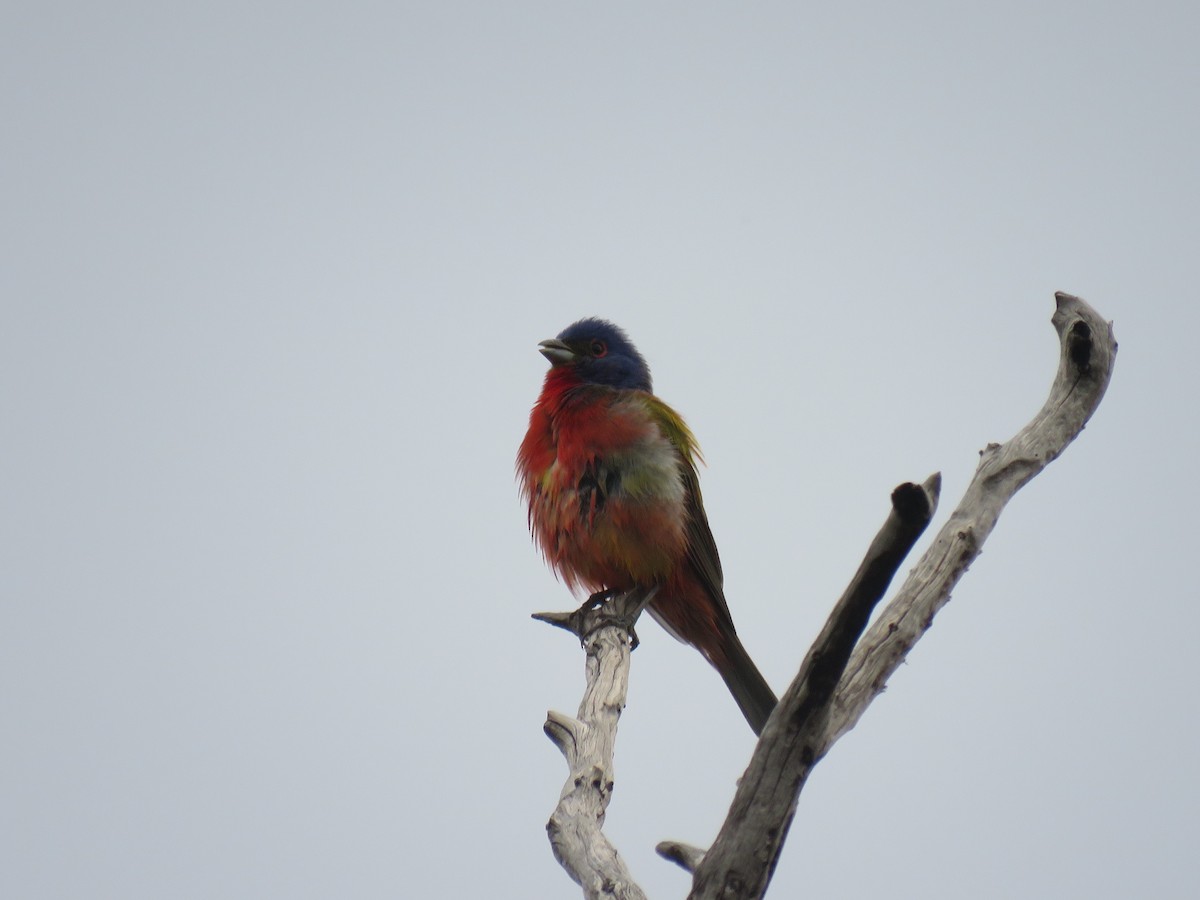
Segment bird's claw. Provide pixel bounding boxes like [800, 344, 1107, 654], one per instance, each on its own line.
[580, 588, 619, 612]
[567, 587, 651, 650]
[534, 587, 654, 648]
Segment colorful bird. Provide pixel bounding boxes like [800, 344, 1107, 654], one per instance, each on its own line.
[517, 318, 777, 734]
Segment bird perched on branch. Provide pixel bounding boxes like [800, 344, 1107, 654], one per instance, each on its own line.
[517, 318, 777, 735]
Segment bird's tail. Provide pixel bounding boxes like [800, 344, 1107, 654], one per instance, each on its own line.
[646, 593, 777, 735]
[716, 634, 777, 736]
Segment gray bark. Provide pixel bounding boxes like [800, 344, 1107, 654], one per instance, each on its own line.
[686, 292, 1116, 899]
[684, 476, 940, 898]
[534, 589, 654, 900]
[822, 292, 1117, 751]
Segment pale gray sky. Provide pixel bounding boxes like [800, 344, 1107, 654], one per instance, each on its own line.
[3, 3, 1197, 898]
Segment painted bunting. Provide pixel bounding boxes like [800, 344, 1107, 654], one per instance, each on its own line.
[517, 318, 777, 735]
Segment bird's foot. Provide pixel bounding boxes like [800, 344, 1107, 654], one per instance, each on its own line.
[535, 587, 655, 650]
[580, 588, 619, 612]
[585, 586, 657, 649]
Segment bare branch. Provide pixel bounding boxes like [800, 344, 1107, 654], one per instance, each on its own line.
[687, 476, 940, 899]
[535, 589, 653, 900]
[820, 292, 1117, 751]
[686, 292, 1116, 899]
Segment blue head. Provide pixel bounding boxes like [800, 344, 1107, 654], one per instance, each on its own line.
[538, 318, 653, 392]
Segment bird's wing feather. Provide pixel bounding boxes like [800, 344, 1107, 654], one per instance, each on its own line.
[644, 395, 735, 629]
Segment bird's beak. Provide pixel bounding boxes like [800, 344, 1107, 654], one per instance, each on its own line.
[538, 338, 576, 365]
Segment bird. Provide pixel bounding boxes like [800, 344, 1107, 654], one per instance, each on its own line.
[517, 318, 777, 735]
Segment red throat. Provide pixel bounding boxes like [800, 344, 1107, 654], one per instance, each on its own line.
[536, 365, 583, 409]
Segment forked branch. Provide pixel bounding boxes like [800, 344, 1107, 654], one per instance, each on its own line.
[686, 292, 1116, 899]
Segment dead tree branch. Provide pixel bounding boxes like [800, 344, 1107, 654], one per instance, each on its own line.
[533, 588, 656, 900]
[684, 291, 1117, 899]
[820, 292, 1116, 750]
[684, 476, 940, 897]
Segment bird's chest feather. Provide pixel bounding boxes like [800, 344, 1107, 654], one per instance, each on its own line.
[520, 391, 688, 590]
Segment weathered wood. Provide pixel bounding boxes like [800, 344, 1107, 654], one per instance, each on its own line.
[535, 589, 653, 900]
[686, 292, 1116, 899]
[686, 476, 940, 900]
[820, 292, 1116, 751]
[657, 840, 707, 874]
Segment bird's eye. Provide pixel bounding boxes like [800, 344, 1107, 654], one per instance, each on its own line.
[590, 340, 608, 357]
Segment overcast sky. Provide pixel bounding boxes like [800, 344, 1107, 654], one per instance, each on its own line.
[3, 3, 1198, 898]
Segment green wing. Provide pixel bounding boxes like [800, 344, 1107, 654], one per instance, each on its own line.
[645, 395, 736, 630]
